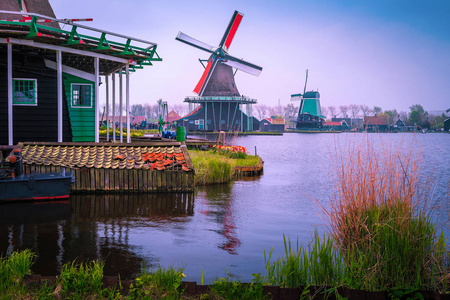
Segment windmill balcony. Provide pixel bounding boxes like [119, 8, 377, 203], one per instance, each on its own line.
[184, 96, 257, 104]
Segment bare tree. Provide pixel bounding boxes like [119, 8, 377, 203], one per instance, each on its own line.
[328, 106, 337, 119]
[321, 106, 328, 119]
[255, 104, 269, 120]
[283, 103, 298, 120]
[360, 105, 371, 117]
[399, 111, 408, 122]
[170, 103, 188, 117]
[339, 105, 349, 118]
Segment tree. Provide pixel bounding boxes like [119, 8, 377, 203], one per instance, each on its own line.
[360, 105, 371, 117]
[373, 106, 382, 115]
[339, 105, 349, 118]
[130, 104, 144, 116]
[283, 103, 298, 120]
[328, 106, 337, 119]
[321, 106, 328, 119]
[255, 104, 269, 120]
[408, 104, 429, 128]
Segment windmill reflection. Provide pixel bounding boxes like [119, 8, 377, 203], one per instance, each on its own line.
[0, 193, 194, 279]
[200, 184, 241, 255]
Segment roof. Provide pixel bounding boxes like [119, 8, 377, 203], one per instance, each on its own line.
[180, 106, 203, 119]
[325, 121, 345, 126]
[0, 0, 59, 29]
[0, 10, 162, 75]
[168, 110, 181, 123]
[264, 118, 285, 125]
[18, 142, 193, 171]
[364, 116, 389, 125]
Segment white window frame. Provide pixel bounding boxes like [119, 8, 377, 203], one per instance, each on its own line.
[13, 78, 38, 106]
[71, 83, 93, 108]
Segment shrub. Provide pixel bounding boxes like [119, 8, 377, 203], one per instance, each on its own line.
[323, 135, 449, 292]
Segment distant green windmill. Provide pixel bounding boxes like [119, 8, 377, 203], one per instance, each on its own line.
[290, 70, 325, 129]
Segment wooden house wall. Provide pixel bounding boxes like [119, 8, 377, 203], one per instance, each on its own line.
[0, 51, 72, 144]
[63, 73, 95, 142]
[25, 164, 194, 193]
[179, 102, 256, 132]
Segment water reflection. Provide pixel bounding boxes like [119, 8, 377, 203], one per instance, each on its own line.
[198, 184, 241, 254]
[0, 193, 194, 279]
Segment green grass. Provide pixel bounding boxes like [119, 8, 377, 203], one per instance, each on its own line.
[189, 149, 261, 185]
[263, 230, 344, 288]
[55, 259, 107, 299]
[128, 266, 186, 299]
[208, 274, 267, 300]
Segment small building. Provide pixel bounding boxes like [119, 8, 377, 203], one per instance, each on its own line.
[364, 116, 389, 132]
[445, 117, 450, 132]
[168, 110, 181, 124]
[260, 117, 285, 132]
[331, 117, 363, 130]
[0, 0, 161, 145]
[324, 120, 348, 131]
[392, 118, 406, 131]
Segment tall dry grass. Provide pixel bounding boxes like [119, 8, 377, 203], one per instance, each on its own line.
[321, 135, 449, 291]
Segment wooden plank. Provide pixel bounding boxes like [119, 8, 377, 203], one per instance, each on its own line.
[115, 169, 120, 191]
[118, 169, 124, 191]
[134, 169, 139, 192]
[156, 171, 162, 191]
[104, 169, 109, 192]
[123, 169, 129, 191]
[89, 168, 95, 192]
[142, 169, 148, 191]
[161, 170, 166, 192]
[99, 168, 105, 191]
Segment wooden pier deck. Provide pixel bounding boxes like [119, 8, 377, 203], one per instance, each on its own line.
[11, 141, 195, 193]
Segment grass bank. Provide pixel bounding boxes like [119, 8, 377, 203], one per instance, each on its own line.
[189, 149, 261, 185]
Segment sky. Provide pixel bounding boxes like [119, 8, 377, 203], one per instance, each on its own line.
[49, 0, 450, 114]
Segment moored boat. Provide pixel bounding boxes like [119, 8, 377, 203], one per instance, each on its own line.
[0, 149, 74, 202]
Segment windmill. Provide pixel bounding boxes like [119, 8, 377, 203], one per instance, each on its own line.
[175, 11, 262, 132]
[291, 69, 324, 129]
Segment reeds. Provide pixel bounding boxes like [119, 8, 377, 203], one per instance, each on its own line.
[263, 230, 344, 288]
[55, 259, 105, 298]
[323, 135, 449, 292]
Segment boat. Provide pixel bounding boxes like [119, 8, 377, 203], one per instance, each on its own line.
[0, 149, 74, 202]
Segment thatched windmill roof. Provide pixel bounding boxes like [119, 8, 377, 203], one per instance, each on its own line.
[0, 0, 60, 29]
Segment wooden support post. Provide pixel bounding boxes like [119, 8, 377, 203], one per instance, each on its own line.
[119, 68, 123, 143]
[105, 75, 110, 142]
[57, 50, 63, 142]
[126, 64, 130, 143]
[7, 43, 13, 145]
[94, 57, 99, 142]
[112, 73, 116, 143]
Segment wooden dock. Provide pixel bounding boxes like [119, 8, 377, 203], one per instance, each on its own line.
[11, 141, 195, 193]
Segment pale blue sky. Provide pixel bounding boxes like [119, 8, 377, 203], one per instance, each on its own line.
[50, 0, 450, 113]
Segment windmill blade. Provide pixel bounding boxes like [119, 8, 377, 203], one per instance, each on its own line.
[223, 54, 262, 76]
[303, 69, 308, 94]
[176, 32, 215, 53]
[291, 93, 303, 102]
[219, 11, 244, 52]
[193, 58, 218, 96]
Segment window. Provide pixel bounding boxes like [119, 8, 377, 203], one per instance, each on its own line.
[13, 79, 37, 105]
[71, 84, 92, 107]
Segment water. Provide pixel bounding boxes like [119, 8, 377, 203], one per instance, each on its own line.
[0, 133, 449, 283]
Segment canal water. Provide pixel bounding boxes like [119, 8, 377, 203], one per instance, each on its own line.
[0, 133, 449, 283]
